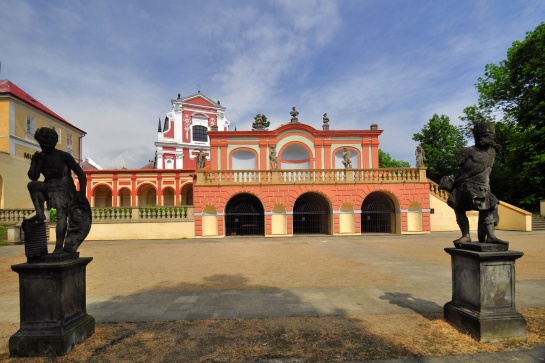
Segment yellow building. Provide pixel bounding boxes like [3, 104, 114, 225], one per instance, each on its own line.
[0, 80, 86, 209]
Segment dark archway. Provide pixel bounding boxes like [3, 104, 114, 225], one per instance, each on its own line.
[225, 193, 264, 236]
[361, 192, 396, 233]
[293, 192, 331, 235]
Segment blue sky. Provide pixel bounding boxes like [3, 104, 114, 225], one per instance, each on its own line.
[2, 0, 544, 169]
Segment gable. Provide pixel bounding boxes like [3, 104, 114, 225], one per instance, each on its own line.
[185, 96, 216, 107]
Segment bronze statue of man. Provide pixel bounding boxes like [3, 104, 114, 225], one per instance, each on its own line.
[447, 122, 506, 245]
[27, 127, 91, 254]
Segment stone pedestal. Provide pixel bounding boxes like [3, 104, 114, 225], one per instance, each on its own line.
[9, 255, 95, 357]
[444, 247, 526, 343]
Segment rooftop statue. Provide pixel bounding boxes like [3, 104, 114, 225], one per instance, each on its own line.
[27, 127, 91, 254]
[415, 145, 426, 167]
[446, 122, 507, 246]
[290, 107, 299, 123]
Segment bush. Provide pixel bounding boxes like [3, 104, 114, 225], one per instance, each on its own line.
[0, 226, 7, 243]
[49, 208, 57, 222]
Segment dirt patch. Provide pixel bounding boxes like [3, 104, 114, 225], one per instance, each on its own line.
[0, 308, 543, 362]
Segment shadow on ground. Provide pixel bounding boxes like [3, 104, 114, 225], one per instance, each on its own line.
[380, 292, 443, 319]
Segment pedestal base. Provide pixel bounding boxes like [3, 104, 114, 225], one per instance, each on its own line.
[9, 314, 95, 357]
[9, 256, 94, 357]
[444, 247, 526, 343]
[444, 302, 526, 343]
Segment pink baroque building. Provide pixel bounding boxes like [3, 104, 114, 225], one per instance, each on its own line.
[155, 91, 230, 170]
[193, 113, 430, 238]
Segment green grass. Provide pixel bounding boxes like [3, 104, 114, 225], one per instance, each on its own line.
[0, 225, 7, 244]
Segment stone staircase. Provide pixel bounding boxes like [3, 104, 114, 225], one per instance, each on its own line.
[532, 215, 545, 231]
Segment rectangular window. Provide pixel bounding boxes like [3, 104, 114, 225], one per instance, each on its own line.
[192, 125, 208, 142]
[66, 133, 73, 154]
[26, 115, 36, 135]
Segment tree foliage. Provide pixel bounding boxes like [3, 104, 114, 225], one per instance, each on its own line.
[378, 149, 410, 168]
[412, 114, 466, 183]
[471, 22, 545, 211]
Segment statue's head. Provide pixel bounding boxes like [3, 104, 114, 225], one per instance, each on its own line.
[473, 122, 496, 148]
[34, 127, 58, 150]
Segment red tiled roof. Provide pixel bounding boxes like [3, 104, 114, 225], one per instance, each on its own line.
[0, 80, 86, 134]
[82, 161, 100, 171]
[140, 161, 156, 169]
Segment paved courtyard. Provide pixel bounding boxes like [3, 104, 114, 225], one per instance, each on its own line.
[1, 230, 544, 325]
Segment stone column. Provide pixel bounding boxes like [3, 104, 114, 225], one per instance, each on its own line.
[444, 247, 526, 343]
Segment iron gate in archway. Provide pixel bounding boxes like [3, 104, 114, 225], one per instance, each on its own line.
[225, 193, 264, 236]
[361, 192, 396, 233]
[293, 193, 331, 235]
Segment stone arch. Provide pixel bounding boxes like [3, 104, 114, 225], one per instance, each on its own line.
[279, 142, 313, 170]
[181, 183, 193, 205]
[225, 193, 265, 236]
[293, 192, 331, 235]
[230, 148, 258, 170]
[163, 187, 175, 206]
[93, 185, 112, 208]
[361, 191, 397, 233]
[138, 184, 157, 207]
[119, 188, 131, 207]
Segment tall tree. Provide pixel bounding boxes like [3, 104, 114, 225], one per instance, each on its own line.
[473, 22, 545, 211]
[412, 114, 466, 183]
[378, 150, 410, 168]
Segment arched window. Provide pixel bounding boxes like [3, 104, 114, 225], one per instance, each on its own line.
[192, 125, 208, 142]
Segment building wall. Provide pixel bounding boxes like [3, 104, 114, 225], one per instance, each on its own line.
[0, 152, 33, 209]
[85, 169, 194, 207]
[193, 182, 430, 237]
[0, 100, 9, 153]
[0, 82, 85, 210]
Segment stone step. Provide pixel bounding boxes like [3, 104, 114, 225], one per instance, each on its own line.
[532, 215, 545, 231]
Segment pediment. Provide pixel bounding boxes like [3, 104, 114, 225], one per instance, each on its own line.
[176, 93, 225, 110]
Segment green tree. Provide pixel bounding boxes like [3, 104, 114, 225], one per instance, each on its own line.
[378, 149, 410, 168]
[252, 114, 270, 130]
[412, 114, 466, 183]
[473, 22, 545, 210]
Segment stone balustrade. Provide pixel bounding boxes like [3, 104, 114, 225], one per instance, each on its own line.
[197, 167, 428, 185]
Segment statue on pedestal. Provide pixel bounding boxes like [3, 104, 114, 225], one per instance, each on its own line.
[269, 146, 278, 169]
[447, 122, 507, 246]
[342, 148, 352, 169]
[196, 149, 206, 169]
[415, 145, 426, 167]
[290, 107, 299, 123]
[26, 127, 91, 255]
[322, 113, 330, 130]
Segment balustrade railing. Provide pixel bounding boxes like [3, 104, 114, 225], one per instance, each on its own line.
[428, 179, 450, 202]
[1, 207, 194, 224]
[0, 209, 34, 224]
[92, 207, 192, 222]
[199, 167, 427, 185]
